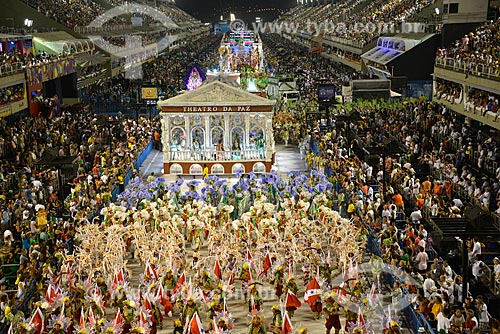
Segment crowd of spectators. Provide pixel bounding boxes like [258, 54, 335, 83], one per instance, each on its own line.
[434, 79, 463, 105]
[0, 48, 73, 77]
[436, 18, 500, 76]
[433, 77, 500, 118]
[0, 52, 24, 67]
[0, 84, 25, 106]
[24, 0, 199, 30]
[258, 32, 500, 332]
[262, 33, 370, 144]
[0, 105, 156, 328]
[276, 0, 436, 46]
[29, 0, 106, 28]
[80, 34, 220, 109]
[466, 88, 500, 117]
[302, 95, 500, 332]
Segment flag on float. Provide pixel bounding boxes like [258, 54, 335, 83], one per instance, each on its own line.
[112, 269, 125, 290]
[144, 296, 153, 313]
[282, 312, 293, 334]
[156, 284, 165, 303]
[79, 307, 85, 328]
[94, 285, 102, 300]
[285, 291, 302, 309]
[139, 310, 149, 327]
[188, 312, 203, 334]
[88, 306, 95, 327]
[45, 284, 58, 306]
[260, 252, 272, 277]
[336, 282, 348, 304]
[344, 258, 358, 281]
[145, 262, 158, 280]
[173, 271, 186, 293]
[358, 309, 366, 328]
[250, 294, 257, 315]
[58, 305, 65, 322]
[227, 272, 234, 286]
[112, 309, 123, 327]
[65, 263, 72, 277]
[29, 307, 44, 334]
[368, 282, 378, 307]
[213, 318, 221, 334]
[198, 288, 210, 304]
[214, 258, 222, 280]
[247, 249, 258, 273]
[248, 266, 253, 284]
[304, 277, 321, 306]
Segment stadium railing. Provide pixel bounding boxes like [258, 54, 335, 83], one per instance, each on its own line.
[0, 62, 25, 77]
[435, 57, 500, 82]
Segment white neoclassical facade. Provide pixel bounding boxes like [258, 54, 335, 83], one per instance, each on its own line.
[158, 81, 276, 176]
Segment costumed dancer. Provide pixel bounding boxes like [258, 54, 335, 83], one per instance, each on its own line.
[272, 266, 284, 300]
[248, 284, 263, 312]
[383, 321, 402, 334]
[268, 305, 282, 334]
[323, 292, 342, 334]
[239, 263, 252, 302]
[286, 277, 298, 295]
[310, 293, 322, 320]
[173, 319, 184, 334]
[248, 314, 266, 334]
[344, 307, 358, 333]
[122, 299, 136, 334]
[181, 296, 199, 325]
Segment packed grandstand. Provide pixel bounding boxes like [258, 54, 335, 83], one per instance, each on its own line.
[0, 0, 499, 333]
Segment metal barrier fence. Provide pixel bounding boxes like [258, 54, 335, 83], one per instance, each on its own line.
[0, 62, 25, 77]
[435, 57, 500, 82]
[74, 24, 134, 34]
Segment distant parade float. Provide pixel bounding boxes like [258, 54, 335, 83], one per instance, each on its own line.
[158, 81, 276, 176]
[158, 31, 275, 176]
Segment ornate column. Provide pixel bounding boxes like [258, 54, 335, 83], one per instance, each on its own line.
[245, 114, 250, 148]
[161, 114, 170, 162]
[265, 115, 274, 161]
[204, 115, 210, 150]
[184, 115, 191, 153]
[224, 114, 230, 150]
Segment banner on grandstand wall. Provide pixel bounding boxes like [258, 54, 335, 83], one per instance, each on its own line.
[26, 58, 76, 85]
[0, 104, 12, 118]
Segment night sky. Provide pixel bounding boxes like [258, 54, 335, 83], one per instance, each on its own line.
[175, 0, 296, 23]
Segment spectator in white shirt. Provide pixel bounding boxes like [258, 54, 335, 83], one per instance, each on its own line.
[476, 295, 489, 328]
[437, 310, 451, 333]
[423, 274, 436, 299]
[410, 208, 422, 225]
[443, 260, 453, 280]
[418, 225, 428, 240]
[415, 246, 429, 273]
[469, 237, 482, 260]
[494, 257, 500, 280]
